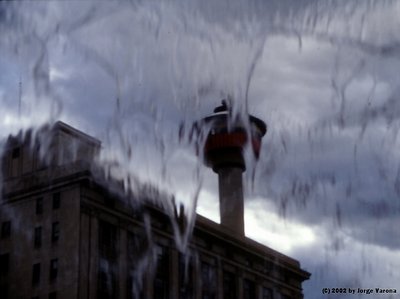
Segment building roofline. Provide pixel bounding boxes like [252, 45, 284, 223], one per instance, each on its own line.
[53, 121, 101, 147]
[2, 121, 101, 150]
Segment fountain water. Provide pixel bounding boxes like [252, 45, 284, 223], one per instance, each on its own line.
[1, 1, 400, 298]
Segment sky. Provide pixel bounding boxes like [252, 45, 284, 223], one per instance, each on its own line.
[1, 1, 400, 298]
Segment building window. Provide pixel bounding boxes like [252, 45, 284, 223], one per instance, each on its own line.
[49, 292, 57, 299]
[10, 147, 21, 177]
[36, 197, 43, 215]
[104, 197, 115, 208]
[127, 272, 145, 299]
[223, 271, 236, 299]
[98, 267, 116, 299]
[99, 221, 117, 260]
[153, 245, 169, 299]
[50, 259, 58, 281]
[243, 279, 255, 299]
[52, 192, 60, 210]
[52, 222, 60, 243]
[262, 287, 273, 299]
[127, 231, 147, 264]
[12, 147, 20, 159]
[127, 232, 147, 299]
[34, 227, 42, 249]
[201, 261, 217, 299]
[1, 221, 11, 239]
[179, 254, 194, 299]
[0, 253, 9, 276]
[32, 263, 41, 286]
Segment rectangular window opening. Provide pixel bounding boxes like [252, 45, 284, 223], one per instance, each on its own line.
[243, 279, 255, 299]
[34, 227, 42, 249]
[12, 147, 20, 159]
[201, 261, 217, 299]
[36, 197, 43, 215]
[223, 271, 236, 299]
[32, 263, 41, 286]
[0, 253, 10, 276]
[1, 221, 11, 239]
[99, 221, 117, 260]
[97, 268, 116, 299]
[52, 222, 60, 243]
[153, 245, 170, 299]
[262, 287, 273, 299]
[179, 254, 194, 299]
[52, 192, 60, 210]
[50, 259, 58, 281]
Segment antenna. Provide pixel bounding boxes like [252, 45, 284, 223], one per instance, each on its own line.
[18, 76, 22, 118]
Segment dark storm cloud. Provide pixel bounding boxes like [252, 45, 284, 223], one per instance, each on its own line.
[256, 107, 400, 249]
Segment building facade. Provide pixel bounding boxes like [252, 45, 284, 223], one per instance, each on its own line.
[0, 121, 310, 299]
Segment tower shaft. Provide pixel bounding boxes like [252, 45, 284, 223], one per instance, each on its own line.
[218, 167, 244, 235]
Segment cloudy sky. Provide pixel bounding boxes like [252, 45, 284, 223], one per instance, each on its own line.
[1, 1, 400, 298]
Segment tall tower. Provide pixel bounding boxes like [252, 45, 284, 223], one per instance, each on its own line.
[200, 101, 267, 236]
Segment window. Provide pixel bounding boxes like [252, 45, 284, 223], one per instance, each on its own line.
[34, 227, 42, 249]
[223, 271, 236, 299]
[127, 232, 146, 299]
[1, 221, 11, 239]
[36, 197, 43, 215]
[52, 222, 60, 243]
[262, 287, 273, 299]
[104, 196, 115, 208]
[127, 272, 144, 299]
[12, 147, 20, 159]
[201, 262, 217, 299]
[127, 231, 147, 264]
[179, 254, 193, 299]
[153, 246, 169, 299]
[49, 292, 57, 299]
[98, 268, 116, 299]
[243, 279, 255, 299]
[52, 192, 60, 210]
[49, 259, 58, 281]
[10, 147, 21, 177]
[32, 263, 41, 286]
[34, 144, 45, 170]
[99, 221, 117, 260]
[0, 253, 9, 276]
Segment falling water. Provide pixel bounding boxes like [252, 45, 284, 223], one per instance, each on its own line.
[1, 1, 400, 298]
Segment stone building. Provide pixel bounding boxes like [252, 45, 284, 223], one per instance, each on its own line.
[0, 121, 310, 299]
